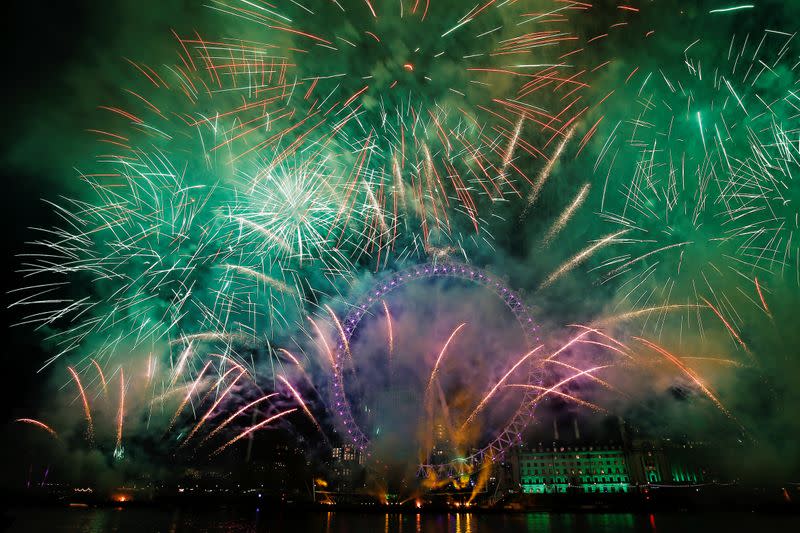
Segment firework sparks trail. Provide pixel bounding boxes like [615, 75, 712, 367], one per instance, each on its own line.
[505, 384, 609, 413]
[424, 322, 467, 399]
[545, 328, 602, 362]
[634, 337, 742, 427]
[502, 116, 525, 175]
[277, 375, 326, 438]
[709, 5, 754, 14]
[149, 384, 194, 406]
[507, 364, 612, 410]
[567, 325, 630, 350]
[15, 418, 59, 439]
[169, 360, 213, 430]
[200, 393, 278, 445]
[146, 355, 155, 384]
[540, 230, 628, 289]
[420, 322, 468, 456]
[525, 125, 578, 211]
[325, 304, 351, 363]
[682, 357, 748, 368]
[535, 365, 611, 402]
[67, 366, 93, 443]
[382, 300, 393, 366]
[222, 264, 296, 296]
[181, 367, 246, 446]
[605, 242, 692, 279]
[169, 333, 251, 347]
[91, 359, 108, 396]
[542, 183, 590, 245]
[594, 305, 707, 326]
[210, 408, 297, 457]
[460, 345, 543, 431]
[229, 216, 295, 257]
[575, 339, 633, 359]
[754, 277, 772, 318]
[115, 368, 125, 454]
[277, 348, 324, 402]
[277, 348, 302, 369]
[171, 343, 194, 387]
[700, 297, 750, 355]
[309, 317, 335, 367]
[545, 359, 623, 395]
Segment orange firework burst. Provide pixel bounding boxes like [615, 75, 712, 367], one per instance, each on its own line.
[67, 366, 93, 443]
[15, 418, 59, 439]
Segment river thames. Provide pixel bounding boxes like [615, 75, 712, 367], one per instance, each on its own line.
[5, 507, 800, 532]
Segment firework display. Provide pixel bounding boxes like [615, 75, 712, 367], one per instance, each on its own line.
[6, 0, 800, 500]
[594, 26, 799, 347]
[329, 262, 541, 463]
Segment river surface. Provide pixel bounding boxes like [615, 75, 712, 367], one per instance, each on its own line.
[5, 507, 799, 532]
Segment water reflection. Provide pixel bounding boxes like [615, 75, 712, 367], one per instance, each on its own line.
[527, 512, 551, 531]
[302, 511, 639, 533]
[6, 507, 799, 533]
[453, 511, 474, 533]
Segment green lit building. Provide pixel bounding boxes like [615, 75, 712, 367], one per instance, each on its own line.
[517, 445, 631, 494]
[626, 439, 712, 485]
[512, 416, 721, 495]
[626, 440, 669, 484]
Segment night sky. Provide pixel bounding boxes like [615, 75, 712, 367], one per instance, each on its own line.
[2, 0, 799, 490]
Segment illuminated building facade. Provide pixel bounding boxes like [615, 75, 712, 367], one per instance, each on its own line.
[626, 440, 669, 484]
[626, 439, 712, 484]
[517, 445, 631, 494]
[330, 444, 366, 492]
[331, 444, 363, 464]
[430, 423, 453, 464]
[514, 429, 718, 496]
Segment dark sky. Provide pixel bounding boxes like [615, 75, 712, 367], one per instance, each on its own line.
[1, 1, 92, 422]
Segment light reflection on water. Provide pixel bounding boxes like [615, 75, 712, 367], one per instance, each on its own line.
[6, 507, 800, 532]
[325, 512, 636, 533]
